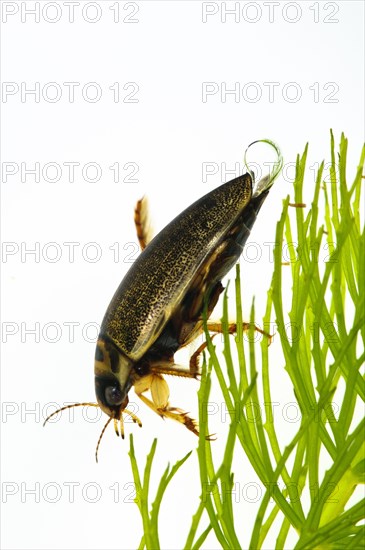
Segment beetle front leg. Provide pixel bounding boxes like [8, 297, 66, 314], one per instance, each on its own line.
[134, 374, 199, 436]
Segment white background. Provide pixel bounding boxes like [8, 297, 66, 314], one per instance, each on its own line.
[1, 1, 364, 549]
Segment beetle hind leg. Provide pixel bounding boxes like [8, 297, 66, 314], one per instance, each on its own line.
[189, 321, 273, 375]
[134, 197, 154, 250]
[207, 321, 272, 340]
[189, 333, 219, 377]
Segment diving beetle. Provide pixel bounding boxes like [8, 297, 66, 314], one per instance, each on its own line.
[44, 141, 282, 461]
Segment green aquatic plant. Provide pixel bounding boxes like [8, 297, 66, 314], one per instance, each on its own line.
[129, 132, 365, 549]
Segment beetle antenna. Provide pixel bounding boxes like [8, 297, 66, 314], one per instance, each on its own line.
[95, 416, 113, 463]
[43, 402, 99, 427]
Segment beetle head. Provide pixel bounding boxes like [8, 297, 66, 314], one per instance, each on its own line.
[94, 337, 133, 418]
[43, 337, 142, 462]
[92, 338, 142, 459]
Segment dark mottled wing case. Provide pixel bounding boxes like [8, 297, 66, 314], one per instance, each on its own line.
[101, 174, 255, 359]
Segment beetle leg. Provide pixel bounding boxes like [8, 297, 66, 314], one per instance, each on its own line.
[149, 362, 198, 379]
[189, 321, 273, 375]
[143, 356, 199, 379]
[207, 321, 273, 341]
[189, 333, 219, 376]
[134, 197, 153, 250]
[134, 373, 199, 436]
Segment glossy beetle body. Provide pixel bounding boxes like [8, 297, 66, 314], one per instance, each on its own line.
[95, 173, 271, 434]
[45, 141, 282, 460]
